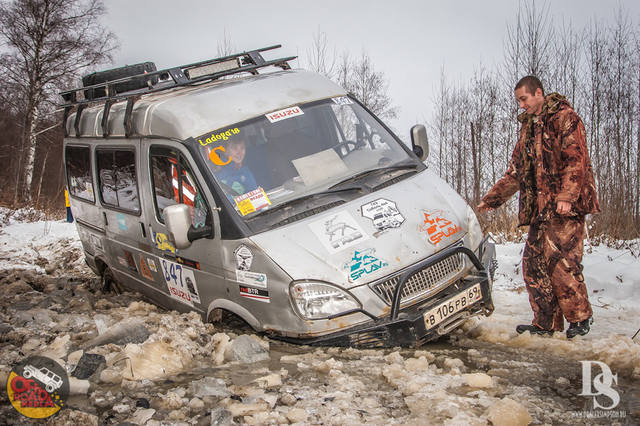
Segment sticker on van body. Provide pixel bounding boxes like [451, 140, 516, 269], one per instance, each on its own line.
[419, 210, 461, 245]
[236, 270, 267, 289]
[234, 245, 253, 271]
[265, 106, 304, 123]
[152, 230, 176, 254]
[116, 213, 127, 231]
[123, 250, 138, 273]
[331, 96, 353, 106]
[160, 258, 201, 306]
[139, 254, 154, 281]
[147, 258, 157, 272]
[308, 211, 369, 254]
[361, 198, 405, 232]
[343, 248, 388, 282]
[239, 286, 270, 303]
[197, 127, 240, 147]
[177, 256, 200, 270]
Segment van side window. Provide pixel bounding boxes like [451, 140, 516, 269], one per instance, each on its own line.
[150, 148, 210, 228]
[96, 149, 140, 213]
[65, 146, 95, 202]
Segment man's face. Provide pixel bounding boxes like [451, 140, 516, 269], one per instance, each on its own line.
[515, 86, 545, 115]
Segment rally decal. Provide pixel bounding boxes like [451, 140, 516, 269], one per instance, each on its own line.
[236, 270, 267, 289]
[152, 230, 176, 254]
[234, 244, 253, 271]
[239, 286, 270, 303]
[342, 248, 389, 282]
[265, 106, 304, 123]
[147, 258, 158, 272]
[197, 127, 240, 147]
[161, 258, 201, 306]
[234, 187, 271, 216]
[308, 211, 369, 254]
[419, 210, 461, 245]
[177, 256, 200, 270]
[138, 254, 154, 281]
[360, 198, 405, 233]
[123, 251, 138, 274]
[331, 96, 353, 106]
[116, 213, 127, 231]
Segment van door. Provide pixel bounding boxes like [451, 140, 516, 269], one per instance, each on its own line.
[95, 142, 162, 303]
[142, 141, 226, 317]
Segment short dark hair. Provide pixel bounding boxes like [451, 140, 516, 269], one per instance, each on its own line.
[515, 75, 544, 95]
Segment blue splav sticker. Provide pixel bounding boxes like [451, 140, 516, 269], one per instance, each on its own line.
[116, 213, 127, 231]
[343, 248, 388, 282]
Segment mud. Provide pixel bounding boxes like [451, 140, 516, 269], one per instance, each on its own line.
[0, 266, 638, 425]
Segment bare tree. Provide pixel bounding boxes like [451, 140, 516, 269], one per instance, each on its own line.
[305, 27, 336, 78]
[0, 0, 117, 205]
[216, 27, 234, 57]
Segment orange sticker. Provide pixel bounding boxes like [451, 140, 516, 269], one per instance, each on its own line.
[208, 145, 232, 166]
[420, 211, 461, 245]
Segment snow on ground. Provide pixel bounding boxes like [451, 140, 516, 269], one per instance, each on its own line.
[465, 240, 640, 379]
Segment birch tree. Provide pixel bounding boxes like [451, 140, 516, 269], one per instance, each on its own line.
[0, 0, 117, 204]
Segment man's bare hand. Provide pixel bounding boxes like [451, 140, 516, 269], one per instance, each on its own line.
[477, 201, 491, 213]
[556, 200, 571, 215]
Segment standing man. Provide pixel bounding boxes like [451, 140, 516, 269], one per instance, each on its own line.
[477, 76, 600, 338]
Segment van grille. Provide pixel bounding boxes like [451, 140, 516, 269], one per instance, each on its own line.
[371, 253, 465, 306]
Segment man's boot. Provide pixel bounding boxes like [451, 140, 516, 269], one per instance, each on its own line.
[566, 318, 592, 338]
[516, 324, 553, 336]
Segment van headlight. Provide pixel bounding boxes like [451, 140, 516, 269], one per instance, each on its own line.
[290, 281, 361, 320]
[466, 205, 483, 252]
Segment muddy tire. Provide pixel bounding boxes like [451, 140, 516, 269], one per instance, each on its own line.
[102, 267, 124, 294]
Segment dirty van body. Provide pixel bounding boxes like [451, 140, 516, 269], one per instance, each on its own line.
[61, 46, 495, 348]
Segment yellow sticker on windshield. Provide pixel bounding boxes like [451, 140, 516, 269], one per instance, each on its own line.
[234, 188, 271, 216]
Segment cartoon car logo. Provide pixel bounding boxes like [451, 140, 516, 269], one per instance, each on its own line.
[22, 365, 63, 393]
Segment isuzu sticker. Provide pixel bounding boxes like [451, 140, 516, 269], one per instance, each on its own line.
[361, 198, 405, 232]
[161, 258, 201, 306]
[343, 248, 389, 282]
[309, 211, 369, 254]
[331, 96, 353, 106]
[236, 270, 267, 289]
[138, 254, 154, 281]
[147, 258, 158, 272]
[234, 187, 271, 216]
[419, 210, 461, 245]
[265, 106, 304, 123]
[239, 286, 270, 303]
[234, 245, 253, 271]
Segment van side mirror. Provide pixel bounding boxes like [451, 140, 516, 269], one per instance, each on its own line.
[164, 204, 214, 249]
[410, 124, 429, 161]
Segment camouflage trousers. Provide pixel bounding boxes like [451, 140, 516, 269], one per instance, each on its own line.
[522, 214, 592, 331]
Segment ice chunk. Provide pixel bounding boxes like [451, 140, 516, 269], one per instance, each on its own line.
[485, 397, 532, 426]
[210, 407, 233, 425]
[286, 407, 308, 423]
[120, 340, 186, 380]
[127, 408, 156, 425]
[404, 356, 429, 372]
[211, 333, 230, 365]
[72, 352, 106, 380]
[224, 335, 269, 363]
[83, 318, 150, 350]
[444, 357, 465, 370]
[190, 377, 231, 398]
[462, 373, 494, 388]
[68, 377, 90, 395]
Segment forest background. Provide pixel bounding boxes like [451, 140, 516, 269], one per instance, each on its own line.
[0, 0, 638, 241]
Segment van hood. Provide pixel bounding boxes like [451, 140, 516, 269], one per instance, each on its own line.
[250, 169, 472, 289]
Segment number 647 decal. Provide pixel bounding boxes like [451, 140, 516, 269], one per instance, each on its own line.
[161, 259, 201, 306]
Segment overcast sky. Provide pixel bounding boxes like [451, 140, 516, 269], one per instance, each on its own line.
[104, 0, 640, 141]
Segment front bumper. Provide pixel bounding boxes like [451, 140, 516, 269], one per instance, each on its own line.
[274, 239, 496, 348]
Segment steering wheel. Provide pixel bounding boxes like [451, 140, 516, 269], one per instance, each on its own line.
[333, 140, 359, 158]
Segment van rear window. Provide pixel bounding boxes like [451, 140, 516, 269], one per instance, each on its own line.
[96, 149, 140, 213]
[65, 146, 95, 202]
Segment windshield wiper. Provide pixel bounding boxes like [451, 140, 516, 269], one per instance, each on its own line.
[328, 162, 419, 190]
[253, 185, 364, 217]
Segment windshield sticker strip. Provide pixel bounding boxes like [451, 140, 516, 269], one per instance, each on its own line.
[331, 96, 353, 106]
[343, 248, 389, 283]
[361, 198, 405, 233]
[239, 286, 270, 303]
[419, 210, 461, 245]
[265, 106, 304, 123]
[236, 270, 267, 289]
[234, 187, 271, 216]
[198, 127, 240, 147]
[308, 211, 369, 254]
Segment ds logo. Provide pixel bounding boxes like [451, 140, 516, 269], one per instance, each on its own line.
[579, 360, 620, 410]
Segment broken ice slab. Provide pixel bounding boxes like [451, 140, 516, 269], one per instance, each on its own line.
[82, 318, 150, 350]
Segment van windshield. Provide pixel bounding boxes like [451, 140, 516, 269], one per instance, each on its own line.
[196, 97, 419, 222]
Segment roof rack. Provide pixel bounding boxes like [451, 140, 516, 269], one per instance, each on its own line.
[60, 45, 296, 137]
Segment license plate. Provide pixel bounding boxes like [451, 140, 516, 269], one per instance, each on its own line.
[423, 283, 482, 329]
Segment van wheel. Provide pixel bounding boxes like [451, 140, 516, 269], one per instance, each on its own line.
[102, 267, 124, 294]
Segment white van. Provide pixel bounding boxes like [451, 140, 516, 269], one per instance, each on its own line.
[61, 45, 496, 347]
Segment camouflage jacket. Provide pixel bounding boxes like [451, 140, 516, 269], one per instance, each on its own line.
[482, 93, 600, 226]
